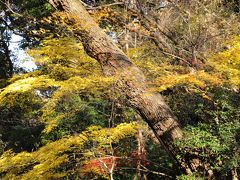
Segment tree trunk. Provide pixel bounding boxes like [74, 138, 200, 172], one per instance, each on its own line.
[0, 32, 13, 79]
[134, 118, 148, 180]
[48, 0, 192, 174]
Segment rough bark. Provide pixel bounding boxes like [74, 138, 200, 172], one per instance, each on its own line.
[48, 0, 192, 174]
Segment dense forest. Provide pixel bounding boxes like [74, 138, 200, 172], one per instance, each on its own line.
[0, 0, 239, 179]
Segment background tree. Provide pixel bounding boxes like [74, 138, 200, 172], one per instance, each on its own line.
[0, 0, 239, 179]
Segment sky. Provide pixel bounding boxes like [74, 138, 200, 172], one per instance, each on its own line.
[9, 34, 37, 72]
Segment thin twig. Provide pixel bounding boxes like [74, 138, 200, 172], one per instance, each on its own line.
[0, 0, 23, 17]
[86, 2, 124, 10]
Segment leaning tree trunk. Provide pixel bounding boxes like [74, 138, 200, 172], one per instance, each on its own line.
[48, 0, 194, 174]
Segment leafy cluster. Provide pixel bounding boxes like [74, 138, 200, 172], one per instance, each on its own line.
[129, 35, 240, 177]
[0, 123, 137, 179]
[0, 1, 239, 179]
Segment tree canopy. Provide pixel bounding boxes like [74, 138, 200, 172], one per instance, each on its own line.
[0, 0, 239, 179]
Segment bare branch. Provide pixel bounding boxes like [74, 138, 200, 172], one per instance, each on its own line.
[0, 0, 23, 17]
